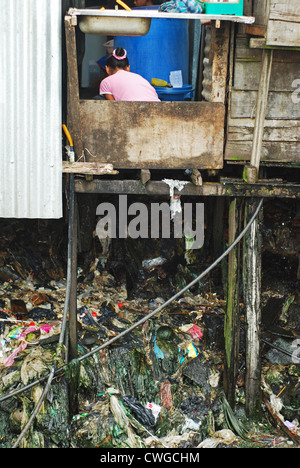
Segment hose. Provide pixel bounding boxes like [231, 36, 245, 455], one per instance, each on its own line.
[62, 124, 74, 147]
[7, 197, 263, 447]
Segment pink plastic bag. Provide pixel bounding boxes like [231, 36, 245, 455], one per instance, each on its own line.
[4, 341, 28, 367]
[187, 324, 203, 340]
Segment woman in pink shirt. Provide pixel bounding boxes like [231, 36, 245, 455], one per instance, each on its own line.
[99, 48, 160, 102]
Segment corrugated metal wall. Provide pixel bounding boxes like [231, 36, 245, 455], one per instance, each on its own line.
[0, 0, 62, 219]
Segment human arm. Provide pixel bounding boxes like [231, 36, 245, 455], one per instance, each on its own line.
[100, 77, 115, 100]
[103, 93, 115, 101]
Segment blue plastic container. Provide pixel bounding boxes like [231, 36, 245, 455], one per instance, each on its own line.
[114, 7, 189, 84]
[155, 84, 194, 101]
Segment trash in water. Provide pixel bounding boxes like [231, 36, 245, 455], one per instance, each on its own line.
[122, 395, 156, 428]
[0, 209, 299, 448]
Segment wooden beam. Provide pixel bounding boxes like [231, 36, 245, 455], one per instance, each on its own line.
[74, 179, 300, 199]
[211, 22, 231, 104]
[224, 198, 243, 408]
[243, 198, 263, 420]
[64, 15, 83, 160]
[68, 175, 79, 414]
[249, 37, 300, 50]
[62, 161, 118, 175]
[245, 24, 266, 37]
[69, 188, 78, 364]
[248, 49, 273, 180]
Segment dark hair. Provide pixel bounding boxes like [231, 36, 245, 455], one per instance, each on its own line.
[106, 47, 129, 70]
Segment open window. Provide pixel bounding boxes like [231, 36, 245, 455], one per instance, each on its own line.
[64, 7, 254, 171]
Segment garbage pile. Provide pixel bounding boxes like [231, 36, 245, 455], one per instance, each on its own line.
[0, 250, 299, 448]
[0, 210, 299, 448]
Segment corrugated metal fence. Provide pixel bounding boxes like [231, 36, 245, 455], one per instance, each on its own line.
[0, 0, 62, 219]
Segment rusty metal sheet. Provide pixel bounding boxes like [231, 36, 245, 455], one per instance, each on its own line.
[79, 101, 225, 170]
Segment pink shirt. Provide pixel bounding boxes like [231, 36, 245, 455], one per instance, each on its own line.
[100, 70, 160, 102]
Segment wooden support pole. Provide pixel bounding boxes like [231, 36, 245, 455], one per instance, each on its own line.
[243, 198, 263, 420]
[247, 49, 273, 182]
[64, 16, 84, 160]
[69, 190, 78, 363]
[224, 198, 242, 408]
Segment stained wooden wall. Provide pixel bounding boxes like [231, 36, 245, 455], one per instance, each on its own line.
[253, 0, 300, 47]
[224, 0, 300, 166]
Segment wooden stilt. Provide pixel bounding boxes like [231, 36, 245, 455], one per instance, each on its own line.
[69, 191, 78, 363]
[224, 198, 242, 408]
[65, 15, 80, 363]
[243, 198, 263, 419]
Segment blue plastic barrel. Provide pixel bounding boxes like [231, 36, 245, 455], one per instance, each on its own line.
[154, 84, 194, 101]
[114, 7, 189, 84]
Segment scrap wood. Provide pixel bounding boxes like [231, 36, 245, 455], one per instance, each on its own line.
[262, 393, 300, 446]
[62, 161, 118, 175]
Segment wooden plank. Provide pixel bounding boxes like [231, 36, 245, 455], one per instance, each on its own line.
[245, 24, 266, 36]
[225, 140, 300, 162]
[233, 61, 299, 91]
[227, 119, 300, 141]
[269, 0, 300, 22]
[211, 22, 230, 103]
[243, 198, 263, 420]
[252, 0, 270, 26]
[235, 35, 300, 62]
[266, 19, 300, 47]
[62, 161, 118, 175]
[249, 0, 300, 48]
[79, 101, 225, 170]
[230, 90, 300, 119]
[250, 49, 273, 174]
[74, 178, 300, 199]
[224, 198, 242, 408]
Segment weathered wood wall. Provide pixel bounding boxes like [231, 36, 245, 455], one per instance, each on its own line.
[225, 33, 300, 164]
[253, 0, 300, 47]
[79, 100, 225, 169]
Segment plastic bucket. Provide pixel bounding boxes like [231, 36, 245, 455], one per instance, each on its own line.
[114, 7, 189, 84]
[154, 85, 194, 101]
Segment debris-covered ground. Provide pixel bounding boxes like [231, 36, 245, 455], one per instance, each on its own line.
[0, 199, 299, 449]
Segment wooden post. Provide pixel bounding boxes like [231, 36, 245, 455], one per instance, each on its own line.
[248, 49, 273, 182]
[243, 198, 263, 419]
[67, 174, 78, 415]
[211, 22, 230, 104]
[224, 198, 242, 408]
[64, 15, 84, 160]
[69, 189, 78, 363]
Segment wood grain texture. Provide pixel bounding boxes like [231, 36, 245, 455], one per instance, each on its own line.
[79, 100, 225, 169]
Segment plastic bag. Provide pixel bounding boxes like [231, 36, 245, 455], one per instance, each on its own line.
[122, 396, 156, 428]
